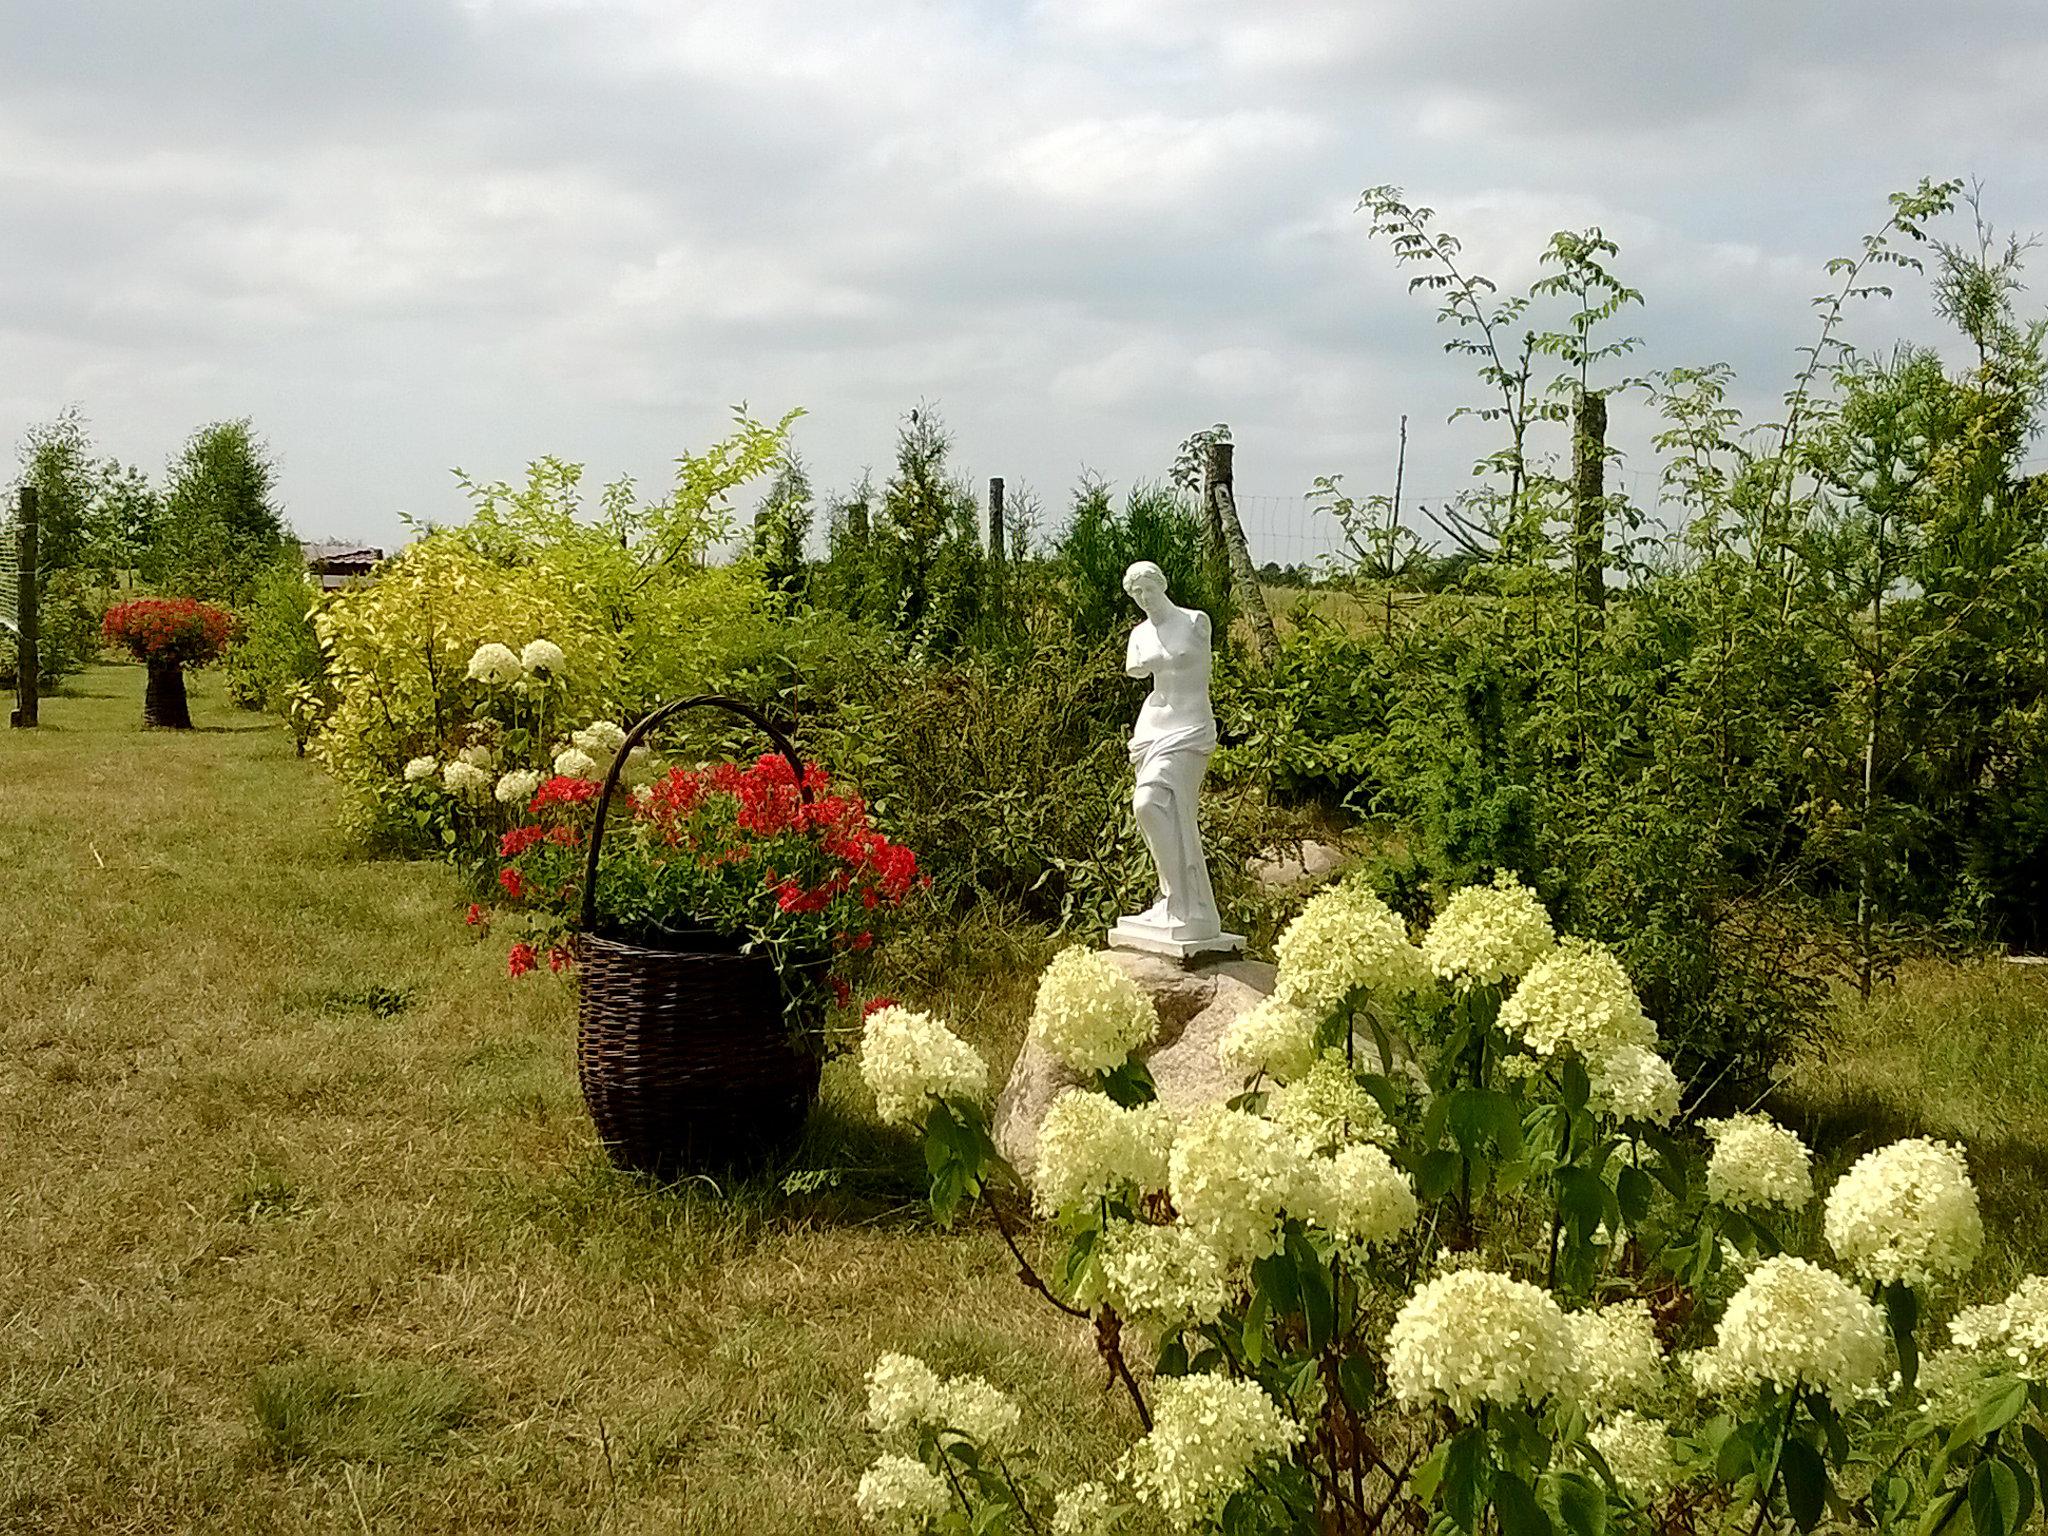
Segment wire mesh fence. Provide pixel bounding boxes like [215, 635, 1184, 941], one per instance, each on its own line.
[0, 518, 19, 632]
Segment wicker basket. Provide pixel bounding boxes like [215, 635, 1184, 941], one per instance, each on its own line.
[574, 695, 822, 1177]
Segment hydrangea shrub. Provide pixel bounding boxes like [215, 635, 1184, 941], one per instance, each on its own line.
[850, 875, 2044, 1536]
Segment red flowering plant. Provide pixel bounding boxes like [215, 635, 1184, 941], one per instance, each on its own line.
[489, 753, 922, 1029]
[101, 597, 236, 730]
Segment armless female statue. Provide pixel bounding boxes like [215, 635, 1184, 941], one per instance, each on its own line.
[1109, 561, 1243, 959]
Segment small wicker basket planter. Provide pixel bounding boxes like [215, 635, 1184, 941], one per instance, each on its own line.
[573, 696, 823, 1177]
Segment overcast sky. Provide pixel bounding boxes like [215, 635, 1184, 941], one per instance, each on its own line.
[4, 1, 2045, 560]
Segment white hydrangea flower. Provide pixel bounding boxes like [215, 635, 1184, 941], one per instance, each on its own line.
[1098, 1220, 1230, 1339]
[1272, 884, 1428, 1018]
[520, 637, 567, 678]
[1589, 1411, 1678, 1503]
[1586, 1044, 1682, 1126]
[1703, 1114, 1814, 1212]
[859, 1006, 988, 1127]
[1824, 1137, 1983, 1289]
[1948, 1275, 2048, 1379]
[1420, 873, 1556, 989]
[935, 1374, 1021, 1447]
[1385, 1269, 1573, 1418]
[1565, 1300, 1665, 1417]
[855, 1453, 950, 1532]
[494, 768, 542, 806]
[1216, 995, 1319, 1085]
[1265, 1051, 1395, 1151]
[402, 755, 439, 783]
[1690, 1255, 1889, 1410]
[1167, 1105, 1311, 1265]
[572, 720, 627, 760]
[1029, 948, 1157, 1076]
[1124, 1374, 1303, 1530]
[1497, 940, 1656, 1060]
[1052, 1481, 1119, 1536]
[465, 642, 522, 685]
[1032, 1091, 1173, 1216]
[552, 746, 601, 781]
[866, 1352, 948, 1439]
[1301, 1143, 1418, 1248]
[441, 760, 491, 797]
[1915, 1347, 2001, 1420]
[457, 743, 496, 770]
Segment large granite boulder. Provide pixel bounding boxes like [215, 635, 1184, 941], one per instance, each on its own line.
[1249, 838, 1345, 890]
[992, 948, 1277, 1174]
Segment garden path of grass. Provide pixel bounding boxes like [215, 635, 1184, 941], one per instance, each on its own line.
[0, 665, 1120, 1535]
[5, 666, 2048, 1534]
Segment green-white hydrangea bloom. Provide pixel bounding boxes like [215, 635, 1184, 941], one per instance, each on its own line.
[403, 755, 439, 783]
[859, 1005, 988, 1127]
[855, 1453, 950, 1532]
[552, 746, 601, 781]
[1167, 1104, 1311, 1265]
[1824, 1137, 1983, 1289]
[1029, 948, 1157, 1075]
[1587, 1044, 1682, 1126]
[1032, 1091, 1173, 1216]
[1301, 1143, 1418, 1249]
[442, 759, 491, 798]
[1123, 1374, 1303, 1530]
[1216, 995, 1319, 1086]
[1265, 1051, 1395, 1151]
[571, 720, 627, 760]
[865, 1352, 1020, 1448]
[1687, 1255, 1889, 1410]
[1497, 940, 1656, 1060]
[1272, 883, 1427, 1018]
[494, 768, 542, 806]
[1420, 872, 1556, 989]
[1386, 1269, 1573, 1417]
[1565, 1300, 1665, 1417]
[1097, 1220, 1231, 1339]
[1051, 1481, 1121, 1536]
[520, 637, 567, 678]
[465, 642, 521, 685]
[1703, 1113, 1815, 1212]
[1588, 1411, 1679, 1503]
[1914, 1346, 2003, 1421]
[1948, 1275, 2048, 1379]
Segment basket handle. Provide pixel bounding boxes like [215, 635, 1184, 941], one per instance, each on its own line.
[577, 693, 809, 934]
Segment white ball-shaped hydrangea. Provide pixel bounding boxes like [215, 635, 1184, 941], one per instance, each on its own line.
[1052, 1481, 1119, 1536]
[494, 768, 542, 806]
[520, 637, 567, 678]
[572, 720, 627, 760]
[457, 743, 496, 770]
[1565, 1300, 1665, 1417]
[1264, 1051, 1394, 1152]
[1497, 940, 1656, 1060]
[1949, 1275, 2048, 1379]
[465, 642, 522, 685]
[1386, 1269, 1573, 1417]
[1032, 1091, 1173, 1216]
[859, 1005, 988, 1127]
[403, 755, 439, 783]
[552, 746, 601, 781]
[1167, 1105, 1310, 1265]
[855, 1453, 950, 1532]
[1587, 1044, 1682, 1126]
[1589, 1411, 1678, 1503]
[1824, 1137, 1983, 1288]
[866, 1352, 947, 1439]
[1703, 1114, 1814, 1212]
[1301, 1143, 1417, 1249]
[441, 759, 491, 797]
[1029, 948, 1157, 1076]
[1216, 995, 1319, 1086]
[1689, 1255, 1889, 1410]
[1272, 884, 1427, 1018]
[1098, 1220, 1231, 1338]
[1420, 873, 1556, 989]
[1124, 1374, 1303, 1529]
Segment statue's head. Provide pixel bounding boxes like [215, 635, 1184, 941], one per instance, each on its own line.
[1122, 560, 1168, 607]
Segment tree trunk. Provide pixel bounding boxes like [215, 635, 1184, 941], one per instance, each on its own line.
[144, 659, 192, 729]
[1572, 388, 1608, 612]
[1202, 440, 1278, 664]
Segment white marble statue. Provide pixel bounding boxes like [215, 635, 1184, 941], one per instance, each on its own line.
[1109, 561, 1244, 959]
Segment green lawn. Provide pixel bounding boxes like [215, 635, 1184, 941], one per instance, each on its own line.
[3, 665, 2045, 1534]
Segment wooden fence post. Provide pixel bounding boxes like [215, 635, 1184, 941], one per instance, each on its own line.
[988, 477, 1005, 562]
[1202, 440, 1278, 664]
[10, 485, 39, 728]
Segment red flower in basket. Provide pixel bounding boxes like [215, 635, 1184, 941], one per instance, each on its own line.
[101, 598, 234, 730]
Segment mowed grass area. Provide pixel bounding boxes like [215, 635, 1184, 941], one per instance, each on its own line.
[4, 666, 2047, 1534]
[0, 665, 1122, 1535]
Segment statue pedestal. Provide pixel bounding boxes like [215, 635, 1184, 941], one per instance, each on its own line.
[1108, 913, 1246, 963]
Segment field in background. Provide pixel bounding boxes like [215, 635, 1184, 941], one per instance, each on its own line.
[2, 665, 2045, 1532]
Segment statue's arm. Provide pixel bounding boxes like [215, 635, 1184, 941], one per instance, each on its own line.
[1125, 628, 1149, 679]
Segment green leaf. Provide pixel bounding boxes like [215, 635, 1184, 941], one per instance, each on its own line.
[1885, 1282, 1920, 1391]
[1616, 1164, 1654, 1226]
[1780, 1439, 1829, 1533]
[1555, 1469, 1607, 1536]
[1417, 1149, 1463, 1199]
[1999, 1453, 2036, 1533]
[2019, 1425, 2048, 1508]
[1970, 1457, 2022, 1536]
[1443, 1429, 1490, 1533]
[1715, 1423, 1754, 1484]
[1494, 1472, 1552, 1536]
[1337, 1355, 1377, 1415]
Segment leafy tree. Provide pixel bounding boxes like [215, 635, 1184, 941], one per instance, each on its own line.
[147, 419, 291, 601]
[750, 452, 814, 597]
